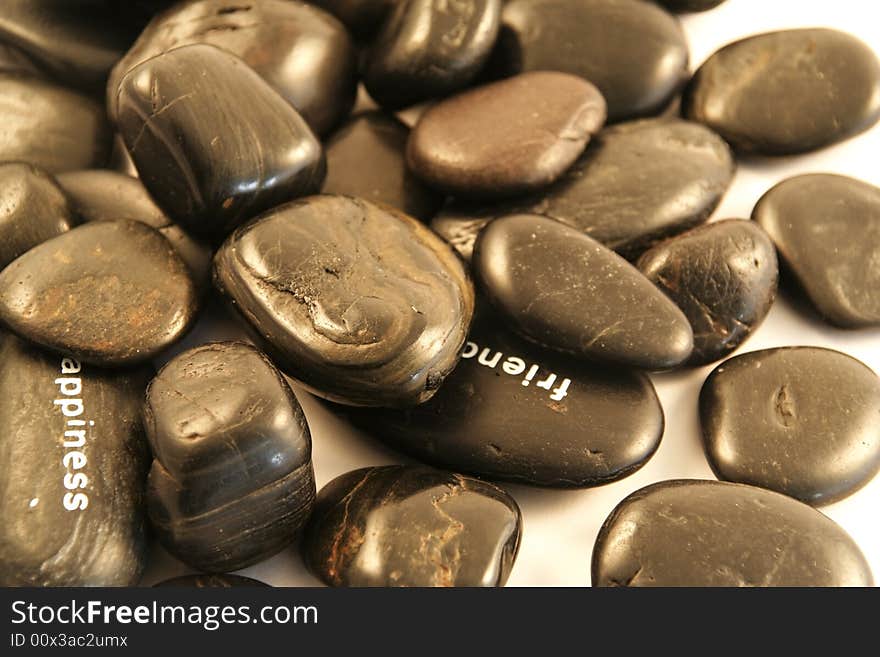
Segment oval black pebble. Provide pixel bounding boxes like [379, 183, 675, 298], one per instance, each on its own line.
[0, 162, 76, 270]
[753, 174, 880, 328]
[154, 574, 270, 587]
[363, 0, 502, 109]
[684, 29, 880, 155]
[323, 112, 443, 221]
[637, 220, 778, 366]
[214, 195, 475, 407]
[700, 347, 880, 506]
[432, 119, 735, 261]
[407, 72, 607, 199]
[57, 170, 213, 293]
[474, 214, 694, 369]
[117, 44, 326, 243]
[303, 465, 521, 587]
[0, 220, 198, 366]
[109, 0, 358, 136]
[660, 0, 725, 11]
[337, 310, 664, 487]
[0, 73, 111, 173]
[491, 0, 688, 122]
[592, 480, 873, 586]
[0, 332, 151, 586]
[145, 342, 316, 573]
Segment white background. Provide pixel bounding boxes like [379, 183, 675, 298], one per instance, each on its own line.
[142, 0, 880, 587]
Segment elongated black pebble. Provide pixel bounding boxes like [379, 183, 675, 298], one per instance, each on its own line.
[660, 0, 725, 11]
[0, 162, 76, 270]
[145, 342, 316, 573]
[0, 332, 152, 586]
[214, 195, 475, 407]
[637, 220, 778, 366]
[109, 0, 358, 135]
[490, 0, 688, 121]
[57, 170, 213, 292]
[0, 220, 198, 366]
[154, 574, 270, 587]
[363, 0, 502, 109]
[684, 29, 880, 154]
[753, 174, 880, 328]
[433, 119, 735, 261]
[337, 311, 664, 487]
[700, 347, 880, 505]
[303, 465, 522, 587]
[0, 73, 111, 173]
[474, 214, 694, 369]
[592, 480, 873, 586]
[117, 44, 326, 243]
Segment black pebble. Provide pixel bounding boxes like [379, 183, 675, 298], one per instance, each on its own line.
[116, 44, 326, 243]
[303, 465, 522, 587]
[700, 347, 880, 505]
[0, 332, 152, 586]
[637, 220, 778, 366]
[213, 195, 475, 407]
[154, 574, 270, 587]
[145, 342, 316, 573]
[592, 480, 873, 586]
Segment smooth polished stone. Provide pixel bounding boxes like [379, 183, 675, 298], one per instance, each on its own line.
[700, 347, 880, 506]
[659, 0, 725, 11]
[155, 574, 270, 587]
[145, 342, 315, 572]
[57, 170, 213, 292]
[0, 73, 111, 173]
[491, 0, 688, 121]
[753, 174, 880, 327]
[0, 221, 198, 366]
[432, 119, 735, 261]
[0, 332, 151, 586]
[637, 220, 778, 366]
[109, 0, 358, 135]
[117, 44, 326, 243]
[309, 0, 396, 38]
[214, 195, 475, 407]
[683, 29, 880, 154]
[303, 465, 521, 587]
[473, 214, 694, 369]
[407, 72, 607, 199]
[363, 0, 502, 109]
[0, 162, 76, 270]
[336, 311, 664, 487]
[323, 112, 443, 221]
[592, 479, 874, 586]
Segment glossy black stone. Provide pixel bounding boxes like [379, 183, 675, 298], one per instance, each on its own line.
[303, 465, 522, 586]
[109, 0, 358, 135]
[57, 170, 213, 292]
[155, 574, 270, 587]
[214, 195, 475, 407]
[592, 480, 874, 586]
[700, 347, 880, 506]
[309, 0, 396, 38]
[323, 112, 443, 221]
[363, 0, 502, 109]
[659, 0, 725, 11]
[407, 72, 607, 200]
[474, 214, 694, 369]
[490, 0, 688, 122]
[116, 44, 326, 243]
[0, 73, 111, 173]
[0, 332, 151, 586]
[145, 342, 316, 573]
[337, 310, 664, 487]
[753, 174, 880, 328]
[0, 220, 198, 366]
[432, 119, 735, 261]
[637, 220, 778, 366]
[0, 162, 76, 270]
[683, 29, 880, 155]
